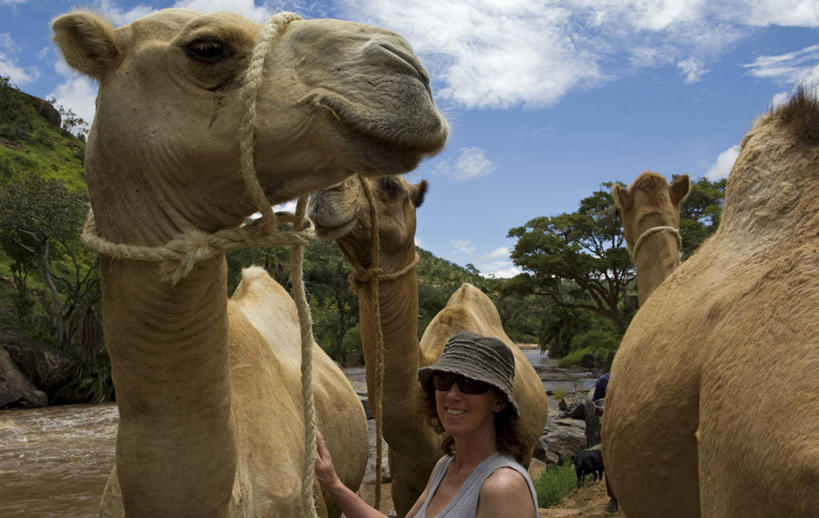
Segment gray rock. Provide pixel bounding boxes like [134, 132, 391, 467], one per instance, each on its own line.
[0, 333, 76, 396]
[0, 346, 47, 408]
[534, 415, 587, 465]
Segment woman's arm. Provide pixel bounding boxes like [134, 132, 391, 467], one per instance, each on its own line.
[315, 430, 386, 518]
[475, 467, 537, 518]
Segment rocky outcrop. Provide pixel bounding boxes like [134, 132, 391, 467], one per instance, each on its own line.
[534, 412, 587, 465]
[0, 333, 76, 398]
[22, 92, 61, 128]
[0, 346, 47, 408]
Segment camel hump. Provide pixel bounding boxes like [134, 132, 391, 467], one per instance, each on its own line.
[445, 283, 505, 332]
[231, 266, 290, 304]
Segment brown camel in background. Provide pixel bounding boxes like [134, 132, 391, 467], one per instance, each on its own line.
[309, 176, 547, 516]
[603, 90, 819, 517]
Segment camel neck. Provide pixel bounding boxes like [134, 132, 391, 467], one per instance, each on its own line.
[100, 256, 236, 517]
[635, 229, 680, 305]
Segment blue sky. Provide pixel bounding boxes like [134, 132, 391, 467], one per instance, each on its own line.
[2, 0, 818, 277]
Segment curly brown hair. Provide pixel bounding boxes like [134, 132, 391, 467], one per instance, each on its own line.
[416, 378, 528, 464]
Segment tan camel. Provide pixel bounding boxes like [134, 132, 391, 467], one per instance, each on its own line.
[612, 172, 690, 304]
[603, 90, 819, 517]
[53, 8, 447, 517]
[309, 176, 548, 516]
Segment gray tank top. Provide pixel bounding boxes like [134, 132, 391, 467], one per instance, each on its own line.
[415, 452, 538, 517]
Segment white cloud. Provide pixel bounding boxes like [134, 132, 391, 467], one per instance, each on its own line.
[706, 146, 739, 180]
[172, 0, 276, 23]
[451, 239, 476, 255]
[341, 0, 819, 109]
[744, 44, 819, 84]
[89, 0, 155, 26]
[477, 260, 520, 279]
[273, 200, 299, 213]
[0, 33, 37, 85]
[482, 247, 510, 260]
[677, 58, 708, 84]
[435, 147, 496, 181]
[50, 61, 97, 128]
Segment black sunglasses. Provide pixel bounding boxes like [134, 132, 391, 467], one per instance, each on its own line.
[432, 372, 492, 394]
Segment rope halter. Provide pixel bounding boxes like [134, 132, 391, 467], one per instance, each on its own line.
[80, 12, 325, 517]
[629, 225, 682, 262]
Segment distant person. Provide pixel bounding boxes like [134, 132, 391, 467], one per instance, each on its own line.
[593, 371, 618, 513]
[593, 372, 610, 401]
[315, 330, 538, 517]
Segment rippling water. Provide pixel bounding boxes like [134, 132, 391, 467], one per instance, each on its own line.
[0, 403, 118, 517]
[0, 352, 596, 515]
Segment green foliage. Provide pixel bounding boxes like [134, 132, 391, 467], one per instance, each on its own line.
[534, 462, 577, 508]
[558, 346, 595, 368]
[679, 175, 726, 258]
[508, 184, 634, 333]
[0, 76, 34, 142]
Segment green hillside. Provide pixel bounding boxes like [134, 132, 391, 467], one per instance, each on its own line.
[0, 76, 87, 192]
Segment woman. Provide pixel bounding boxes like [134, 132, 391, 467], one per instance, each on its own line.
[315, 330, 538, 517]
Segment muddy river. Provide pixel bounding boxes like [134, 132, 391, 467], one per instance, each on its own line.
[0, 350, 597, 516]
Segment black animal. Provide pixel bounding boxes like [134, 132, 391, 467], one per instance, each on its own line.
[573, 448, 604, 488]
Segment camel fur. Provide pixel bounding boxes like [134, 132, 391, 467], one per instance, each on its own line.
[52, 8, 447, 517]
[603, 90, 819, 517]
[309, 176, 548, 517]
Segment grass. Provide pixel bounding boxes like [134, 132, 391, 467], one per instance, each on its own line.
[558, 346, 595, 368]
[534, 461, 577, 508]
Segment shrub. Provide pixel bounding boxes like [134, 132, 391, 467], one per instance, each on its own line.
[558, 346, 595, 368]
[534, 461, 577, 508]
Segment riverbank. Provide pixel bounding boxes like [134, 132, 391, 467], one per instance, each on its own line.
[0, 348, 604, 517]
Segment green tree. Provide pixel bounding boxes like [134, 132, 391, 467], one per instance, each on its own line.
[508, 184, 634, 333]
[305, 240, 360, 365]
[0, 175, 97, 348]
[679, 175, 726, 258]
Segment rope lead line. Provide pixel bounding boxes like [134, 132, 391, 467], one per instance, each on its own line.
[80, 12, 324, 517]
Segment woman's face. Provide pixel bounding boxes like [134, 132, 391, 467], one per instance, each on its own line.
[434, 374, 506, 439]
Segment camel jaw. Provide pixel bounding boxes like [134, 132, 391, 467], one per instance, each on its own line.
[313, 218, 358, 241]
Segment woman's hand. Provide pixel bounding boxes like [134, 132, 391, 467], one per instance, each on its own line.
[315, 430, 342, 492]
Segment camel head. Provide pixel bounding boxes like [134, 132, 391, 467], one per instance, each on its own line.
[308, 175, 427, 269]
[612, 171, 690, 253]
[52, 9, 447, 241]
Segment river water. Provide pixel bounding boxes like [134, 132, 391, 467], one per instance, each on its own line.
[0, 403, 117, 517]
[0, 350, 597, 516]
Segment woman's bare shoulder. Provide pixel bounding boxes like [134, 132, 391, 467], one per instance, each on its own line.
[477, 468, 535, 517]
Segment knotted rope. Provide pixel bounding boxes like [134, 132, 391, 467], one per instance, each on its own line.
[344, 176, 419, 510]
[81, 12, 323, 517]
[630, 225, 682, 262]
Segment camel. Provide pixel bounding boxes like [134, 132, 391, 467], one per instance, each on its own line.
[52, 8, 447, 517]
[602, 90, 819, 517]
[612, 172, 691, 304]
[309, 176, 548, 516]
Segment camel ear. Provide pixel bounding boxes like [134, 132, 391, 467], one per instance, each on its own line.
[410, 180, 428, 208]
[669, 174, 691, 206]
[611, 183, 631, 213]
[52, 11, 119, 79]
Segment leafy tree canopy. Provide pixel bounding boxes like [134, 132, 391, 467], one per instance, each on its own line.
[508, 184, 633, 332]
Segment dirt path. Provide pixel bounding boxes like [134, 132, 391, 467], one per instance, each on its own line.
[538, 481, 623, 517]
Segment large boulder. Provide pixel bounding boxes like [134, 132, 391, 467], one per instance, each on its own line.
[0, 333, 76, 396]
[0, 346, 47, 408]
[534, 413, 587, 465]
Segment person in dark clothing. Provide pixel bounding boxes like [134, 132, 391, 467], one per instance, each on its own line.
[593, 372, 610, 401]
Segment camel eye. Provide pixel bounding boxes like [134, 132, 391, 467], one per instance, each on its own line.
[380, 177, 402, 200]
[185, 38, 232, 64]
